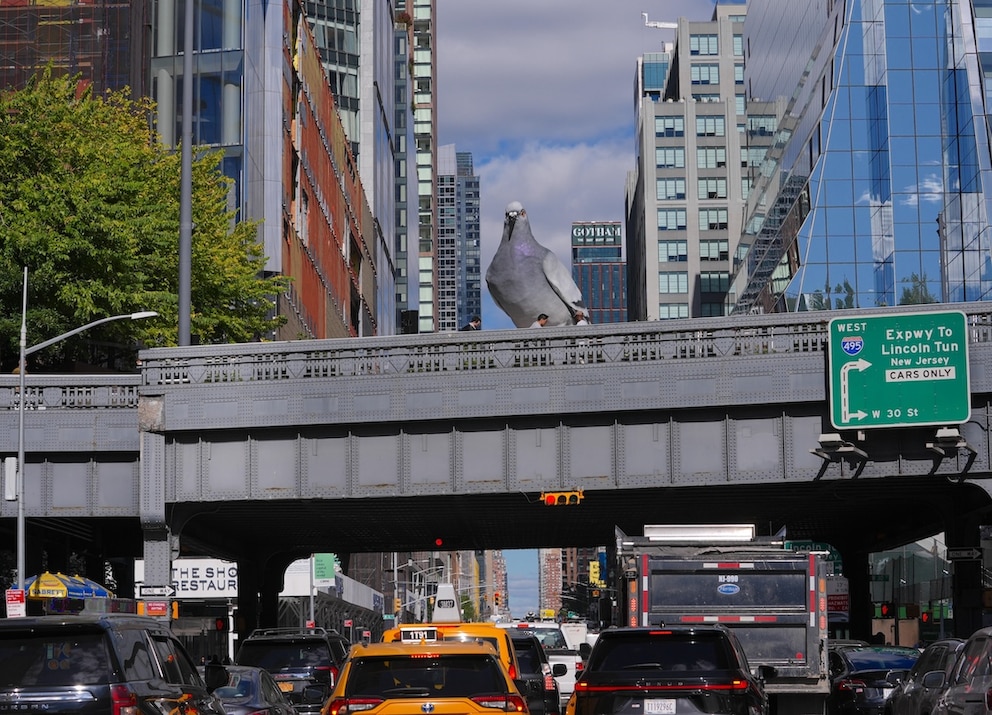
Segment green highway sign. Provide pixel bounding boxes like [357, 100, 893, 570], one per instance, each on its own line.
[828, 311, 970, 429]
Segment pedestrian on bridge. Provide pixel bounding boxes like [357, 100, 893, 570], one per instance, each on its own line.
[460, 316, 482, 331]
[529, 314, 549, 328]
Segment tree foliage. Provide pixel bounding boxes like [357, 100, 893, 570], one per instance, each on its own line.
[0, 69, 286, 371]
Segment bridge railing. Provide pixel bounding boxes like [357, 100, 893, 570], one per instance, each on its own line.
[138, 302, 992, 386]
[0, 375, 141, 411]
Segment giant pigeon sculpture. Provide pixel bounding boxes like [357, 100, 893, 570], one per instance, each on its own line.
[486, 201, 587, 327]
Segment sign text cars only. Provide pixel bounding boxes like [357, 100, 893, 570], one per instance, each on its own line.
[828, 311, 970, 429]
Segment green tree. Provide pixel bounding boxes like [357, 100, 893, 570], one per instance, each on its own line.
[460, 595, 477, 622]
[899, 272, 938, 305]
[0, 69, 286, 371]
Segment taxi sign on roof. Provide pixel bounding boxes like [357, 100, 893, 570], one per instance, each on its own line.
[400, 626, 438, 642]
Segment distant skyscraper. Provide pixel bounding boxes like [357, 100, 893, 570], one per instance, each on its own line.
[571, 222, 627, 323]
[437, 146, 481, 331]
[730, 0, 992, 312]
[412, 0, 439, 332]
[626, 3, 753, 320]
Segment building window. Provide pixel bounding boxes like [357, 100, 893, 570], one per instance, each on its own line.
[655, 117, 684, 137]
[699, 208, 729, 231]
[659, 303, 690, 319]
[745, 147, 767, 167]
[696, 116, 725, 136]
[656, 147, 685, 169]
[734, 64, 744, 84]
[747, 115, 777, 135]
[690, 34, 718, 55]
[658, 209, 687, 231]
[658, 240, 688, 262]
[700, 239, 730, 261]
[692, 93, 722, 103]
[736, 94, 746, 115]
[701, 301, 728, 317]
[741, 176, 752, 198]
[701, 272, 731, 293]
[697, 147, 727, 168]
[698, 178, 727, 199]
[733, 34, 744, 56]
[691, 63, 720, 84]
[659, 272, 689, 293]
[657, 178, 686, 200]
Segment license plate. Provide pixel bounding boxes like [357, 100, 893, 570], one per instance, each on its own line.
[645, 700, 676, 714]
[278, 682, 294, 693]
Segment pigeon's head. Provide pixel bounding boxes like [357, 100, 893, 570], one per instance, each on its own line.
[503, 201, 526, 239]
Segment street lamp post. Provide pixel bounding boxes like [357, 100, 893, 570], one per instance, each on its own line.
[15, 267, 157, 589]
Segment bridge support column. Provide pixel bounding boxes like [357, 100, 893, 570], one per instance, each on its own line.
[236, 560, 260, 636]
[946, 515, 985, 638]
[837, 545, 872, 642]
[138, 424, 173, 589]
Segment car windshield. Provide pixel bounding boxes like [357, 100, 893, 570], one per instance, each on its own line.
[0, 632, 111, 686]
[845, 649, 919, 671]
[531, 630, 568, 649]
[590, 633, 732, 673]
[512, 641, 539, 672]
[237, 641, 331, 669]
[346, 655, 506, 698]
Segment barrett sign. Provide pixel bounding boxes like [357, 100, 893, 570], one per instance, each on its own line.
[828, 311, 970, 429]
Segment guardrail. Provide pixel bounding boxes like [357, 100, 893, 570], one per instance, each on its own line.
[139, 303, 992, 386]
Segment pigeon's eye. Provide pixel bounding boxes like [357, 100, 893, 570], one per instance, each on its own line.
[508, 211, 520, 217]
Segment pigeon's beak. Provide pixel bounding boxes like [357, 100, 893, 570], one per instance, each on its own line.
[505, 209, 522, 238]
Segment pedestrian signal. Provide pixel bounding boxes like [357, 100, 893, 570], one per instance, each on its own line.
[215, 617, 228, 631]
[541, 490, 584, 506]
[879, 602, 894, 618]
[921, 610, 932, 623]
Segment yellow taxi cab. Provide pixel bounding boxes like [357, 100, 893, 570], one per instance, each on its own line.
[381, 622, 521, 681]
[322, 639, 528, 715]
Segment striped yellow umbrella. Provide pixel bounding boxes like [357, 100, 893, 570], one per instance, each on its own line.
[25, 572, 114, 599]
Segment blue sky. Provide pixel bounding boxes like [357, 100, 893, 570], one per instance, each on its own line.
[436, 0, 717, 330]
[504, 549, 540, 618]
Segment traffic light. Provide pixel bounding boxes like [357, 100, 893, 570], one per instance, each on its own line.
[879, 602, 894, 618]
[541, 490, 584, 506]
[394, 597, 402, 612]
[494, 592, 501, 606]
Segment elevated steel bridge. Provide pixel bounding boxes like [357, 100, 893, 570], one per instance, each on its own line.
[2, 302, 992, 636]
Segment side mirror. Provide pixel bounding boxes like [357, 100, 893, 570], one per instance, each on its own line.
[203, 663, 228, 693]
[922, 671, 946, 689]
[579, 643, 592, 659]
[301, 684, 329, 703]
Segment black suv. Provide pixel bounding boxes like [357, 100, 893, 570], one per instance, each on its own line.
[235, 626, 351, 714]
[510, 630, 567, 715]
[569, 626, 768, 715]
[0, 614, 227, 714]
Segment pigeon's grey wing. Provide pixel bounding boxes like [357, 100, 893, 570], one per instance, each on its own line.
[542, 252, 585, 308]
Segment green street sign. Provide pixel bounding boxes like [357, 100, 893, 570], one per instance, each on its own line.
[828, 311, 970, 429]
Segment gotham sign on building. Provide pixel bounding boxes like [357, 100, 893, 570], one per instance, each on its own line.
[572, 222, 621, 242]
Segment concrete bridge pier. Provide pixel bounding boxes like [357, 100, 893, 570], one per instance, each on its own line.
[946, 511, 987, 638]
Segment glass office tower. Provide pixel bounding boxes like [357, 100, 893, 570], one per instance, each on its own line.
[731, 0, 992, 313]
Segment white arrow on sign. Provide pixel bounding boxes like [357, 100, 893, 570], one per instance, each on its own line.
[946, 548, 982, 560]
[138, 585, 176, 598]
